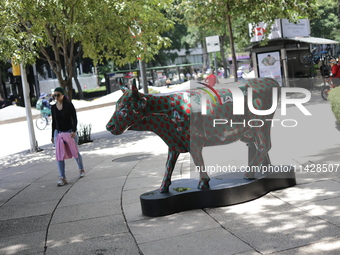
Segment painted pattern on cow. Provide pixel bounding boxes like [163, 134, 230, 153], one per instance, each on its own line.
[106, 78, 280, 193]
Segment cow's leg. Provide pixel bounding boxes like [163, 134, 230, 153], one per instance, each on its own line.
[245, 124, 272, 179]
[241, 131, 256, 179]
[159, 149, 180, 193]
[190, 145, 210, 189]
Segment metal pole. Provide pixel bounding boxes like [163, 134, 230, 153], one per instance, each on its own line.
[20, 63, 39, 152]
[139, 59, 148, 93]
[281, 48, 289, 87]
[252, 52, 258, 78]
[214, 51, 219, 85]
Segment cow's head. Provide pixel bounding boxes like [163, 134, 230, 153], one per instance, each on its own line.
[106, 79, 147, 135]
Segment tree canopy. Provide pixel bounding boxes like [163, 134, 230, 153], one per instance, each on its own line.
[311, 0, 340, 41]
[178, 0, 318, 79]
[0, 0, 174, 98]
[0, 0, 332, 94]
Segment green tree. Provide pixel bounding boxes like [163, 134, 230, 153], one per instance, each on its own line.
[311, 0, 340, 41]
[179, 0, 318, 80]
[0, 0, 173, 99]
[150, 23, 190, 67]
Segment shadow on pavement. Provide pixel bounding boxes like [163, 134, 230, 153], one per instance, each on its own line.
[0, 130, 157, 171]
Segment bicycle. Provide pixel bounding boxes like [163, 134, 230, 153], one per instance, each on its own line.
[36, 109, 52, 130]
[299, 48, 334, 66]
[321, 78, 339, 101]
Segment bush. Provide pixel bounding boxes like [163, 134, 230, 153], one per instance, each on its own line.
[147, 88, 160, 94]
[83, 87, 106, 93]
[328, 86, 340, 123]
[77, 87, 107, 99]
[77, 123, 93, 145]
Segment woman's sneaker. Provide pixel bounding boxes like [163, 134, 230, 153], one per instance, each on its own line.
[79, 169, 85, 178]
[57, 177, 68, 186]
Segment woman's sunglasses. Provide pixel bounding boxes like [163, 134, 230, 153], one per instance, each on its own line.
[53, 94, 62, 98]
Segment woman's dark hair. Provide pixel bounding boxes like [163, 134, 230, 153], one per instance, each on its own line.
[61, 96, 72, 119]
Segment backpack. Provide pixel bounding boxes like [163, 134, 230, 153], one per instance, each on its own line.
[36, 99, 43, 110]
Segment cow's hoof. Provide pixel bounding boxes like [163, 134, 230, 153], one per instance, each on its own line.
[198, 178, 210, 189]
[159, 186, 169, 193]
[244, 172, 256, 180]
[159, 179, 171, 193]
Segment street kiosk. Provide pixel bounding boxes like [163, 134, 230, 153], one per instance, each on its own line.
[248, 19, 340, 88]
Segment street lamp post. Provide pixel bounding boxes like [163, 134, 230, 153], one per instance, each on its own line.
[20, 63, 40, 152]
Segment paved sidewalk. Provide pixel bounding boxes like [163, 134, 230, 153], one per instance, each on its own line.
[1, 81, 340, 254]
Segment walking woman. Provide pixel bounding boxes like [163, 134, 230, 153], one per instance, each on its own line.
[51, 87, 85, 186]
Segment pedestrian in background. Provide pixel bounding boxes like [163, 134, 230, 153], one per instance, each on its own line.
[204, 70, 219, 87]
[166, 78, 171, 88]
[51, 87, 85, 186]
[329, 59, 340, 86]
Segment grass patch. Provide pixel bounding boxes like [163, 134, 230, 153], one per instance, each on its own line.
[173, 187, 191, 192]
[77, 123, 93, 145]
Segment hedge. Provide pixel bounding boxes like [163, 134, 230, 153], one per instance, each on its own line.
[328, 86, 340, 123]
[76, 86, 106, 99]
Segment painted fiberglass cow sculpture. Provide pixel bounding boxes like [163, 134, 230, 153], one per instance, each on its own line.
[106, 78, 280, 193]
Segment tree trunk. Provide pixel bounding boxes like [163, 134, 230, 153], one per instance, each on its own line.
[0, 70, 5, 100]
[41, 27, 76, 100]
[226, 10, 237, 82]
[73, 73, 84, 99]
[73, 56, 84, 100]
[219, 34, 229, 78]
[16, 76, 24, 107]
[59, 54, 75, 101]
[26, 66, 35, 98]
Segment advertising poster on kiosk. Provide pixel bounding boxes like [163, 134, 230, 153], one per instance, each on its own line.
[257, 51, 282, 86]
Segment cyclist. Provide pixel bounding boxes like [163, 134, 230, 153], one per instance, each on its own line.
[36, 93, 51, 117]
[329, 59, 340, 86]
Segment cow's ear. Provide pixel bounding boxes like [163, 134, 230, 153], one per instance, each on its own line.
[119, 78, 128, 92]
[138, 97, 147, 109]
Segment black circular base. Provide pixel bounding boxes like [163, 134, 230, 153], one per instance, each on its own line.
[140, 166, 296, 217]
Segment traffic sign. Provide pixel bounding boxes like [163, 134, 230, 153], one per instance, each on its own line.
[206, 35, 220, 53]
